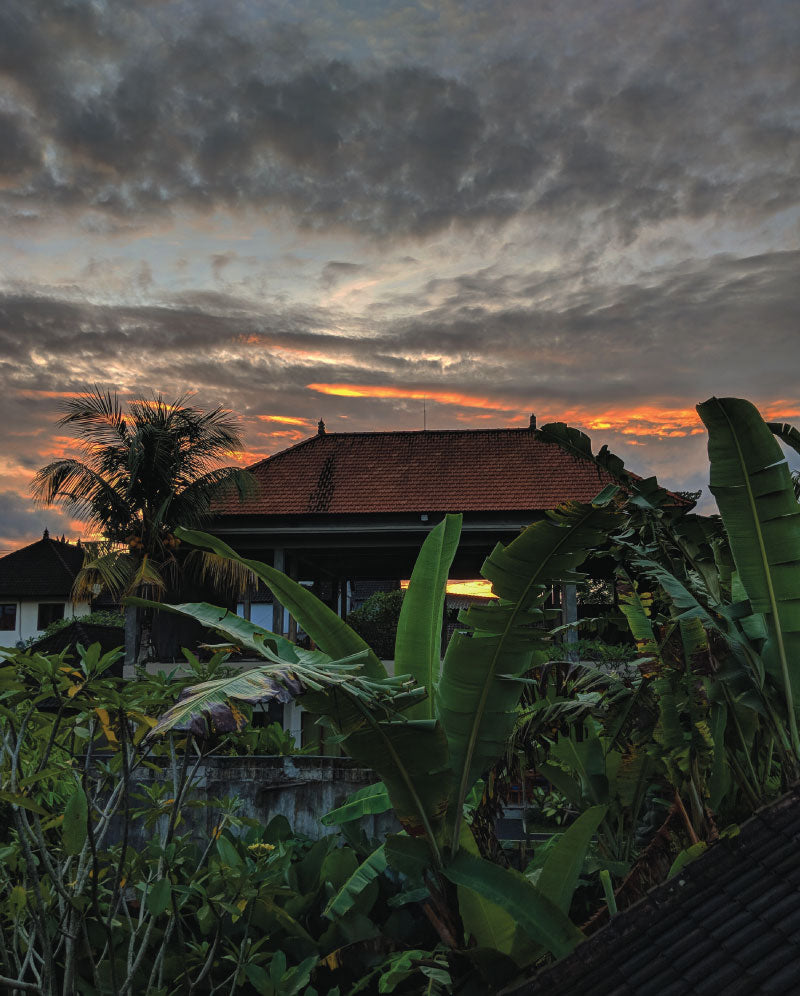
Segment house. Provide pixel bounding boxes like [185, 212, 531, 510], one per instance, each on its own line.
[0, 529, 90, 646]
[211, 419, 628, 636]
[504, 785, 800, 996]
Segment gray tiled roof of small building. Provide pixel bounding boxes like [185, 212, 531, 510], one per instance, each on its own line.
[506, 784, 800, 996]
[0, 532, 85, 599]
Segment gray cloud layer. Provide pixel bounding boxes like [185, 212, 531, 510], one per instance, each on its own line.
[1, 0, 797, 240]
[2, 248, 797, 415]
[0, 0, 798, 546]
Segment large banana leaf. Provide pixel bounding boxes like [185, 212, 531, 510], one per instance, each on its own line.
[438, 493, 621, 850]
[394, 514, 461, 720]
[456, 824, 518, 960]
[152, 668, 303, 736]
[443, 851, 583, 959]
[125, 597, 301, 661]
[342, 718, 453, 844]
[320, 782, 392, 826]
[174, 527, 386, 679]
[323, 844, 387, 918]
[535, 805, 607, 915]
[697, 398, 800, 750]
[768, 420, 800, 460]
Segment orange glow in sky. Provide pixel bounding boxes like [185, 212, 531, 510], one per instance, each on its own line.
[305, 385, 800, 441]
[257, 415, 314, 426]
[400, 578, 496, 598]
[307, 383, 519, 410]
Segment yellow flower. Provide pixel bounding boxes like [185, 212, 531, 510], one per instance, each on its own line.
[247, 843, 276, 857]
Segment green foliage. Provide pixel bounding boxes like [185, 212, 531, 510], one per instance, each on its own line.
[9, 394, 796, 993]
[36, 608, 125, 641]
[347, 589, 406, 660]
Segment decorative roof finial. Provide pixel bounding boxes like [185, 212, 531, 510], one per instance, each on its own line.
[43, 527, 49, 539]
[317, 419, 326, 435]
[529, 413, 537, 430]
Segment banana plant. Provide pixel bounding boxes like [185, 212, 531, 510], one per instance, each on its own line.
[138, 486, 621, 961]
[698, 397, 800, 758]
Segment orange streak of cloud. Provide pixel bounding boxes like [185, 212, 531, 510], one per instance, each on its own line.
[307, 383, 519, 410]
[306, 384, 800, 441]
[257, 415, 313, 427]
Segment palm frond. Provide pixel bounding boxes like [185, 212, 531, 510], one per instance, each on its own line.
[71, 545, 136, 601]
[58, 386, 129, 446]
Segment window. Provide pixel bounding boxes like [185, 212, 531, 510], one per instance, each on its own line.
[37, 603, 65, 630]
[0, 604, 16, 631]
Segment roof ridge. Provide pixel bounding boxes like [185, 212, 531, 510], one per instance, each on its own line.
[247, 431, 323, 472]
[47, 537, 81, 582]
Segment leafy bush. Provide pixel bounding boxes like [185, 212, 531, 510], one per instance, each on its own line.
[0, 643, 442, 994]
[38, 607, 124, 641]
[346, 588, 404, 659]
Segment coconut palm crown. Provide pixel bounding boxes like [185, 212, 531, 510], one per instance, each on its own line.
[31, 387, 254, 603]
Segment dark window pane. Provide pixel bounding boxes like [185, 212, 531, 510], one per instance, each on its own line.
[0, 604, 16, 631]
[37, 603, 65, 630]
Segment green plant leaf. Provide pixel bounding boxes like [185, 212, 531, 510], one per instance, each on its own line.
[439, 495, 620, 851]
[147, 877, 172, 916]
[124, 597, 300, 661]
[698, 397, 800, 749]
[768, 420, 800, 460]
[62, 784, 88, 856]
[0, 790, 49, 816]
[394, 514, 462, 720]
[174, 527, 386, 679]
[148, 665, 303, 737]
[320, 782, 392, 826]
[535, 805, 607, 914]
[323, 844, 387, 918]
[384, 834, 434, 881]
[667, 841, 708, 879]
[343, 719, 452, 839]
[456, 825, 518, 959]
[443, 851, 584, 959]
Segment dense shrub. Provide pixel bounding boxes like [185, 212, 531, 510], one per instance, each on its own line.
[346, 588, 404, 659]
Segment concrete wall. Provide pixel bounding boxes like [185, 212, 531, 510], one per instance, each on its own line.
[0, 599, 91, 646]
[126, 754, 398, 844]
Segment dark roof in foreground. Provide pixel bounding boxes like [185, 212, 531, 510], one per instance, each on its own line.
[0, 531, 85, 599]
[32, 620, 123, 657]
[214, 427, 620, 516]
[509, 785, 800, 996]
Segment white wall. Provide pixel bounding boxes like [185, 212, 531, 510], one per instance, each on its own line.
[0, 599, 91, 646]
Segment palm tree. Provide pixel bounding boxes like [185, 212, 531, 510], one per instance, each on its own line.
[32, 387, 254, 664]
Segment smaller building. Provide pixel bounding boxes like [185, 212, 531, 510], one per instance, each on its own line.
[0, 529, 90, 646]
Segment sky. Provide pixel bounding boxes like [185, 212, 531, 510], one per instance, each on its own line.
[1, 0, 798, 552]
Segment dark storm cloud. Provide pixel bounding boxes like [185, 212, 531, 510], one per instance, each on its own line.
[1, 0, 797, 239]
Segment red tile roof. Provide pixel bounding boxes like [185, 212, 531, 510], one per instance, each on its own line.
[214, 428, 621, 516]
